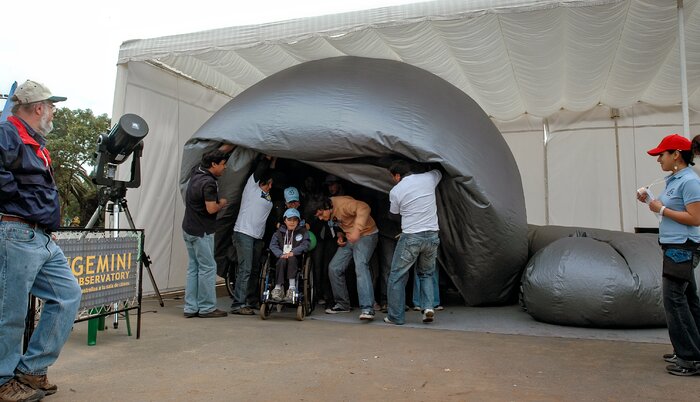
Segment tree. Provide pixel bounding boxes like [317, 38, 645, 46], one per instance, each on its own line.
[48, 108, 111, 226]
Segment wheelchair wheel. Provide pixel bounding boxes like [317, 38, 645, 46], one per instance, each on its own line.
[302, 256, 314, 315]
[225, 261, 236, 298]
[296, 304, 305, 321]
[260, 303, 270, 320]
[259, 253, 272, 303]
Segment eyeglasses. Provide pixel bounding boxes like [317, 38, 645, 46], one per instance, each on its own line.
[45, 102, 56, 112]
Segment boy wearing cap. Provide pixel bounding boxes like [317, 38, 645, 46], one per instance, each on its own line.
[269, 208, 310, 302]
[0, 80, 82, 401]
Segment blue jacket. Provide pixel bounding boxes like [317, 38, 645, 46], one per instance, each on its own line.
[269, 225, 310, 258]
[0, 116, 61, 230]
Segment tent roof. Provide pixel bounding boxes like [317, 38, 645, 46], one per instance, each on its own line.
[117, 0, 700, 120]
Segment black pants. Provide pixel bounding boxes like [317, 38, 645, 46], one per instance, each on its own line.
[276, 255, 299, 286]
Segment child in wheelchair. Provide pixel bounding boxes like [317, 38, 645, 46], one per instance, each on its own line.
[269, 208, 310, 302]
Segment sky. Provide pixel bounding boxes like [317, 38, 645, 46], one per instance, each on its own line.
[0, 0, 427, 117]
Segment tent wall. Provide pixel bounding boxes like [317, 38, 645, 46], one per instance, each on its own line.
[115, 61, 699, 295]
[112, 61, 229, 293]
[497, 104, 700, 232]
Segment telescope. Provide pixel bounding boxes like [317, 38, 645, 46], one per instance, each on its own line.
[92, 114, 149, 188]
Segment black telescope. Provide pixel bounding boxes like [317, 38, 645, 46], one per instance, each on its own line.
[92, 113, 149, 188]
[99, 114, 149, 165]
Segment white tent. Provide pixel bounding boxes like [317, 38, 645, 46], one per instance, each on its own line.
[114, 0, 700, 293]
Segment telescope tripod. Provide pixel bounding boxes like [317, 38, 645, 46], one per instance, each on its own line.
[85, 184, 164, 308]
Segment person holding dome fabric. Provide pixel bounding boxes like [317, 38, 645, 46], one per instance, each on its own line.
[637, 133, 700, 376]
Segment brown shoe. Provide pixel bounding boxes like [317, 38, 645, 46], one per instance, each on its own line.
[16, 372, 57, 396]
[0, 378, 46, 401]
[230, 306, 255, 315]
[198, 308, 228, 318]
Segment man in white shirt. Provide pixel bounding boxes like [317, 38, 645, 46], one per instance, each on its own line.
[384, 160, 442, 325]
[230, 156, 275, 315]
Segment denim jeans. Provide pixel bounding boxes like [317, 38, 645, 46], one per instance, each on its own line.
[0, 222, 82, 385]
[183, 232, 217, 314]
[387, 231, 440, 324]
[412, 267, 440, 308]
[663, 275, 700, 366]
[328, 232, 378, 312]
[231, 232, 264, 309]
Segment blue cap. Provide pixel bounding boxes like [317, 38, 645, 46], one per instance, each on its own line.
[283, 208, 301, 220]
[284, 187, 300, 203]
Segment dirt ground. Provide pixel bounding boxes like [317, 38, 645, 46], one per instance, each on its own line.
[44, 296, 700, 401]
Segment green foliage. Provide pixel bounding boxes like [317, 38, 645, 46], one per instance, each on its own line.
[48, 108, 110, 226]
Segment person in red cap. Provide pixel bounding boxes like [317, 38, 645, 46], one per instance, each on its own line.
[637, 133, 700, 376]
[0, 80, 82, 400]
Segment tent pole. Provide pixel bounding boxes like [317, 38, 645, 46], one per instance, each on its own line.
[678, 0, 690, 138]
[611, 107, 623, 231]
[543, 117, 550, 226]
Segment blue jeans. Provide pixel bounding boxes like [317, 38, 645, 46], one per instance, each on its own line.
[231, 232, 264, 309]
[0, 222, 81, 385]
[387, 231, 440, 324]
[328, 233, 378, 312]
[412, 268, 440, 308]
[183, 232, 217, 314]
[663, 275, 700, 366]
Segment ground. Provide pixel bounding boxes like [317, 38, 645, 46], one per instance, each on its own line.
[46, 295, 700, 401]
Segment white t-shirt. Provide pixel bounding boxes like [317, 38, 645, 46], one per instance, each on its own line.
[233, 174, 273, 239]
[390, 170, 441, 233]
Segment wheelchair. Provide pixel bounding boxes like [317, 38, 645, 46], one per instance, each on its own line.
[259, 251, 315, 320]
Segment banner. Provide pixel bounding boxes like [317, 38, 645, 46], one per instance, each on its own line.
[57, 235, 141, 311]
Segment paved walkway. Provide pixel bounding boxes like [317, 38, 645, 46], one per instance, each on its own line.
[45, 295, 697, 401]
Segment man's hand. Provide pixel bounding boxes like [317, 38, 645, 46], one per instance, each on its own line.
[337, 233, 347, 247]
[219, 198, 228, 207]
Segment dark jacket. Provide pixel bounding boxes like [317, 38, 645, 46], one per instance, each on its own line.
[0, 117, 60, 229]
[269, 224, 310, 258]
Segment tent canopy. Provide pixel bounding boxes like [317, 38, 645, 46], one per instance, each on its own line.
[118, 0, 700, 121]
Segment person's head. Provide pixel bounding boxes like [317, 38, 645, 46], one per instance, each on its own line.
[258, 172, 273, 193]
[309, 197, 333, 221]
[323, 174, 343, 196]
[647, 134, 694, 172]
[200, 150, 228, 177]
[10, 80, 66, 136]
[389, 160, 412, 183]
[283, 208, 301, 230]
[283, 186, 300, 209]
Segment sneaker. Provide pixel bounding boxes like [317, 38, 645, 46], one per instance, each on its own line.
[199, 308, 228, 318]
[359, 311, 375, 321]
[413, 306, 421, 311]
[422, 308, 435, 323]
[284, 288, 295, 303]
[663, 353, 677, 364]
[183, 311, 198, 318]
[230, 307, 255, 315]
[0, 378, 45, 401]
[271, 288, 284, 302]
[383, 316, 401, 325]
[380, 304, 388, 313]
[666, 363, 700, 376]
[325, 305, 351, 314]
[317, 298, 326, 306]
[435, 305, 445, 311]
[373, 302, 381, 311]
[16, 372, 57, 396]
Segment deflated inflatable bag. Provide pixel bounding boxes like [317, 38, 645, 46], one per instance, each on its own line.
[521, 236, 666, 327]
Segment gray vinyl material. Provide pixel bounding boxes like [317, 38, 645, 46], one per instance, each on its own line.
[180, 57, 529, 306]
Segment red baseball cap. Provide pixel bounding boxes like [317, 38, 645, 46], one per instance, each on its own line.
[647, 134, 691, 156]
